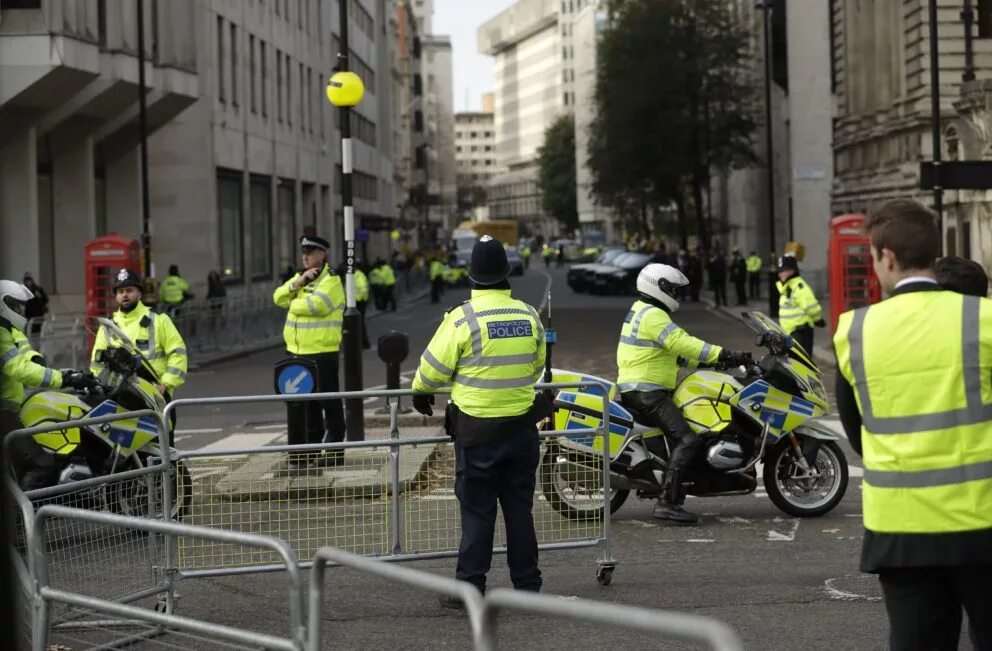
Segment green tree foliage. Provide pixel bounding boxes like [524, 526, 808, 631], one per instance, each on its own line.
[537, 115, 579, 231]
[588, 0, 758, 248]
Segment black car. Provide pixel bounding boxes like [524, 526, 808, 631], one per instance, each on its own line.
[590, 252, 652, 295]
[567, 247, 626, 293]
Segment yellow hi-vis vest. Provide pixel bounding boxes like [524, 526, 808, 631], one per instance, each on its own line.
[412, 289, 546, 418]
[616, 300, 723, 392]
[834, 291, 992, 536]
[90, 302, 189, 391]
[355, 269, 370, 302]
[777, 275, 822, 334]
[430, 260, 444, 281]
[746, 255, 762, 273]
[1, 327, 62, 412]
[273, 264, 345, 355]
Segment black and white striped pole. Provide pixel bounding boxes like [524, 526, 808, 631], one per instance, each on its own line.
[327, 12, 366, 441]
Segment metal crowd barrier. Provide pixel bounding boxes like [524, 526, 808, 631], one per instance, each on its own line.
[27, 505, 304, 651]
[164, 383, 616, 582]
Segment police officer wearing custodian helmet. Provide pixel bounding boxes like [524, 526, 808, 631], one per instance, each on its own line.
[834, 199, 992, 650]
[412, 235, 548, 608]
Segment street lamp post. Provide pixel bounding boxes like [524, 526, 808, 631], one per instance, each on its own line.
[757, 0, 777, 315]
[928, 0, 944, 245]
[327, 4, 367, 441]
[137, 0, 152, 279]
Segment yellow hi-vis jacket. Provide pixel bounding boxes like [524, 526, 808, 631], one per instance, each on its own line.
[746, 255, 762, 273]
[380, 265, 396, 286]
[429, 260, 445, 281]
[412, 289, 546, 418]
[11, 329, 42, 364]
[355, 269, 370, 302]
[159, 275, 190, 304]
[835, 291, 992, 541]
[90, 302, 189, 392]
[273, 264, 345, 355]
[369, 267, 385, 286]
[616, 300, 723, 392]
[1, 327, 62, 413]
[777, 275, 822, 334]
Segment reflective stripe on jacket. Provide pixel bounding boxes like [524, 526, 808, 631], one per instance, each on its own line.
[1, 327, 62, 412]
[273, 264, 345, 355]
[90, 301, 189, 391]
[412, 289, 546, 418]
[777, 275, 822, 334]
[835, 291, 992, 543]
[616, 300, 722, 392]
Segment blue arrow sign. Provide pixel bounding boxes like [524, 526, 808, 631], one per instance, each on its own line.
[277, 364, 315, 395]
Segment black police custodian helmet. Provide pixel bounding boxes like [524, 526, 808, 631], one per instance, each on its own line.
[777, 255, 799, 272]
[113, 268, 143, 290]
[469, 235, 511, 285]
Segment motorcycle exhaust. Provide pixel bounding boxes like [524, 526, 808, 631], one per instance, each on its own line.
[553, 455, 656, 491]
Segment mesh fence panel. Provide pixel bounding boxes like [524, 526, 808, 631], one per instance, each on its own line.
[23, 471, 167, 605]
[178, 447, 390, 571]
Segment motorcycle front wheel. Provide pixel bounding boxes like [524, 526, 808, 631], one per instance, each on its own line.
[540, 443, 629, 520]
[763, 440, 848, 517]
[114, 459, 192, 521]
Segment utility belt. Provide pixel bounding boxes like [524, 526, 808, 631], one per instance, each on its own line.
[444, 393, 554, 448]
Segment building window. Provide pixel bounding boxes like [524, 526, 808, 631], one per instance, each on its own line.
[307, 66, 314, 133]
[217, 17, 225, 102]
[249, 35, 256, 114]
[276, 50, 283, 122]
[230, 24, 238, 108]
[249, 177, 272, 278]
[277, 182, 296, 273]
[261, 42, 268, 117]
[0, 0, 42, 8]
[413, 74, 423, 96]
[414, 110, 424, 132]
[286, 55, 293, 127]
[980, 0, 992, 38]
[217, 171, 243, 279]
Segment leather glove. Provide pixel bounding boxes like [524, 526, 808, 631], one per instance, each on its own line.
[412, 393, 435, 416]
[718, 350, 753, 368]
[814, 318, 827, 328]
[62, 370, 97, 391]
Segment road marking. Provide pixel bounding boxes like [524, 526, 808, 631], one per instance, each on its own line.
[253, 424, 287, 431]
[174, 427, 224, 434]
[197, 432, 285, 451]
[686, 539, 715, 543]
[824, 576, 882, 602]
[717, 516, 751, 524]
[766, 519, 800, 541]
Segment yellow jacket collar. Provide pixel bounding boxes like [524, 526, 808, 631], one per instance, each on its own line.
[470, 289, 512, 299]
[114, 301, 151, 324]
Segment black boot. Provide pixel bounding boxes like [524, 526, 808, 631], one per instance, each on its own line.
[652, 470, 699, 525]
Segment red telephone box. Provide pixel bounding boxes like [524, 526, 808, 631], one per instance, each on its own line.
[828, 214, 882, 333]
[85, 233, 140, 317]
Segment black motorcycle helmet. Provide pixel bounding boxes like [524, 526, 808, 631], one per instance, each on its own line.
[469, 235, 511, 286]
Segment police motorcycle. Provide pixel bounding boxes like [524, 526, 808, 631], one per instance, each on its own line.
[15, 317, 190, 518]
[541, 311, 848, 520]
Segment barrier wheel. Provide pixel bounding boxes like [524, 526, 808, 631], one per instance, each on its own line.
[596, 565, 614, 586]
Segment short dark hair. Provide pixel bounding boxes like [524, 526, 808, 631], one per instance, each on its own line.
[935, 256, 989, 297]
[865, 200, 941, 270]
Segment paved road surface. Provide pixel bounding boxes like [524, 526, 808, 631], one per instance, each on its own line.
[42, 263, 959, 650]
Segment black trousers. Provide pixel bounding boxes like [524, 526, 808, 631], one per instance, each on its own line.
[356, 300, 370, 349]
[382, 285, 397, 311]
[286, 352, 346, 447]
[620, 390, 702, 473]
[734, 279, 747, 305]
[748, 272, 761, 298]
[711, 281, 727, 307]
[454, 430, 542, 593]
[1, 410, 52, 490]
[431, 278, 444, 304]
[878, 565, 992, 651]
[791, 326, 814, 356]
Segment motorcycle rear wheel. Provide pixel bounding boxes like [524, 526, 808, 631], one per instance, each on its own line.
[540, 444, 629, 520]
[763, 440, 847, 518]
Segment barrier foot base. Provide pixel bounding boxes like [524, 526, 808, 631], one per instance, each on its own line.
[596, 562, 616, 586]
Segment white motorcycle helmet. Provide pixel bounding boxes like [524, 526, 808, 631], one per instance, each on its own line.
[0, 280, 34, 332]
[636, 263, 689, 313]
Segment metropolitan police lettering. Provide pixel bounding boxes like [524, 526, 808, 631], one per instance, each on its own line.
[487, 320, 533, 339]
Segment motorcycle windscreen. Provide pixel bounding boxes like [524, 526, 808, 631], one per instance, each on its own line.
[742, 311, 819, 371]
[552, 390, 633, 458]
[20, 391, 90, 455]
[729, 379, 825, 439]
[87, 400, 162, 454]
